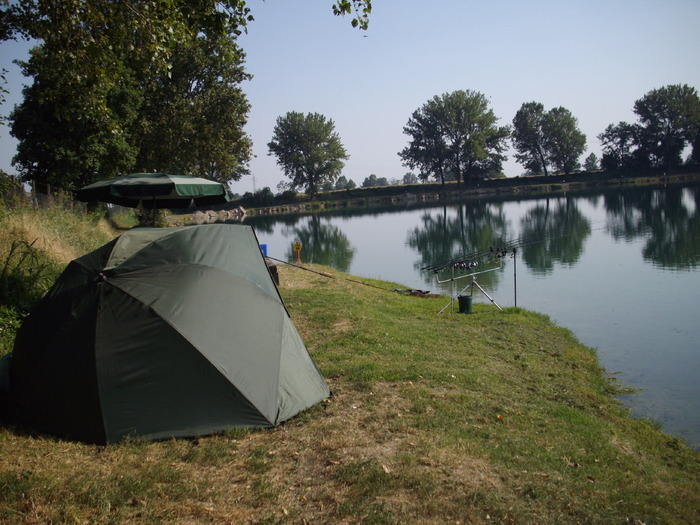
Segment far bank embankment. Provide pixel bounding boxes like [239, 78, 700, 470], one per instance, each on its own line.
[241, 170, 700, 216]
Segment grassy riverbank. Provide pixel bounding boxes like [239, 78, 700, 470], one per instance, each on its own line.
[1, 203, 698, 524]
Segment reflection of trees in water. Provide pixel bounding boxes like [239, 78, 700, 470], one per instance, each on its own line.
[604, 185, 700, 269]
[244, 214, 303, 235]
[407, 201, 512, 290]
[519, 197, 591, 275]
[603, 188, 654, 241]
[583, 194, 602, 208]
[245, 182, 700, 281]
[282, 216, 355, 272]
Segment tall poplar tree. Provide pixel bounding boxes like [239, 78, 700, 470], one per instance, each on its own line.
[268, 111, 349, 200]
[511, 102, 550, 176]
[598, 85, 700, 172]
[399, 90, 510, 186]
[512, 102, 586, 176]
[633, 84, 700, 173]
[542, 107, 587, 175]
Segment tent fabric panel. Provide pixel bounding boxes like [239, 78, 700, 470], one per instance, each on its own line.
[275, 317, 331, 424]
[76, 176, 174, 207]
[78, 173, 226, 198]
[104, 228, 174, 271]
[10, 286, 106, 444]
[104, 180, 174, 197]
[111, 225, 280, 303]
[73, 238, 119, 274]
[0, 354, 10, 395]
[167, 225, 273, 289]
[10, 259, 95, 373]
[96, 286, 270, 442]
[192, 194, 231, 207]
[10, 259, 97, 387]
[167, 175, 227, 198]
[107, 265, 283, 423]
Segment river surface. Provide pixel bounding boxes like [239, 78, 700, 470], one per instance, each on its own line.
[245, 182, 700, 450]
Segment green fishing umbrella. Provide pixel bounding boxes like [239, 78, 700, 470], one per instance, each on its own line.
[76, 173, 230, 209]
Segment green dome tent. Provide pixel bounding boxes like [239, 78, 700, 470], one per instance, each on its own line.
[5, 224, 329, 444]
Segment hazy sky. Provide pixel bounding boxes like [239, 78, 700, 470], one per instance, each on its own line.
[2, 0, 699, 194]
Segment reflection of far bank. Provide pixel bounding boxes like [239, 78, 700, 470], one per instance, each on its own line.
[247, 181, 700, 276]
[520, 198, 591, 275]
[603, 184, 700, 270]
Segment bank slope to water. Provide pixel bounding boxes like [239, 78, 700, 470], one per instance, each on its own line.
[278, 264, 699, 524]
[0, 263, 698, 524]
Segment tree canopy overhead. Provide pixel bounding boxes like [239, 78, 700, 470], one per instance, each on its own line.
[133, 32, 252, 182]
[10, 47, 141, 190]
[5, 1, 258, 189]
[1, 0, 372, 190]
[267, 111, 349, 200]
[399, 90, 510, 186]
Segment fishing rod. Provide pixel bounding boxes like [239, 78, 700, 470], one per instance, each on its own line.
[266, 256, 392, 292]
[422, 244, 519, 274]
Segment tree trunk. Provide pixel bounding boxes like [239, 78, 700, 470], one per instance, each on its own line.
[438, 167, 445, 185]
[537, 145, 549, 176]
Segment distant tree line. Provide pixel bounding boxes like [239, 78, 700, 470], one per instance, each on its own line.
[399, 90, 510, 186]
[268, 84, 699, 197]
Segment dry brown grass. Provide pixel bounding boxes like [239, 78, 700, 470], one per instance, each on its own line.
[2, 214, 76, 264]
[0, 207, 116, 265]
[0, 378, 505, 524]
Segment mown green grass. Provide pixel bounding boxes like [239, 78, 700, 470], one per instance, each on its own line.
[280, 266, 699, 524]
[0, 203, 698, 524]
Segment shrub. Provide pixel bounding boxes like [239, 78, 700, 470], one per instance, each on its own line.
[0, 305, 21, 356]
[0, 239, 60, 314]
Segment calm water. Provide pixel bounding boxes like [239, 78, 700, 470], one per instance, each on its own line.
[245, 182, 700, 449]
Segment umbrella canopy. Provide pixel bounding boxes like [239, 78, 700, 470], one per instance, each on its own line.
[6, 224, 329, 444]
[76, 172, 230, 209]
